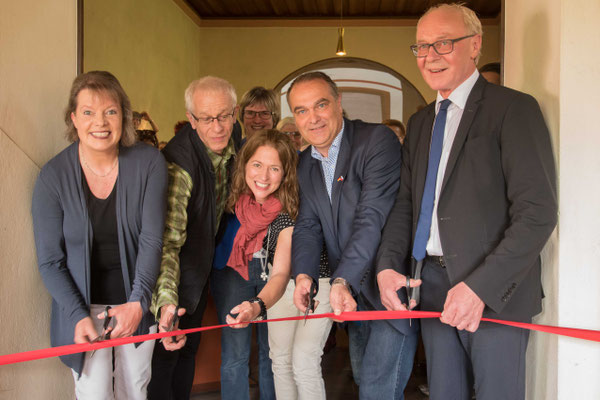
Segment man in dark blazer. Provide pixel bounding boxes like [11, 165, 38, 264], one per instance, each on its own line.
[376, 4, 557, 400]
[289, 71, 418, 399]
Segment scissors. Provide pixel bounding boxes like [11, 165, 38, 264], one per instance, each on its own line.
[89, 306, 112, 357]
[406, 258, 424, 327]
[303, 280, 317, 325]
[160, 306, 181, 344]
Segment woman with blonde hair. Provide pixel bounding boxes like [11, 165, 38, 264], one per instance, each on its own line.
[276, 116, 303, 151]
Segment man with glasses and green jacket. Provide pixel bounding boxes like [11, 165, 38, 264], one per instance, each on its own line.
[148, 76, 242, 400]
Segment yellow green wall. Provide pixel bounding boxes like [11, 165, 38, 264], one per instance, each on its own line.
[198, 25, 500, 105]
[84, 0, 203, 141]
[85, 1, 500, 142]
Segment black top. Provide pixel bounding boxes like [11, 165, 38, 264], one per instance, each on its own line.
[82, 174, 126, 304]
[32, 142, 167, 374]
[264, 212, 331, 278]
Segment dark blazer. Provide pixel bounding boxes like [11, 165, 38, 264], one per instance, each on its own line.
[292, 118, 416, 335]
[32, 142, 168, 373]
[377, 76, 558, 322]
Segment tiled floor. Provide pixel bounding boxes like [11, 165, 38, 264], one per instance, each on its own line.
[190, 344, 429, 400]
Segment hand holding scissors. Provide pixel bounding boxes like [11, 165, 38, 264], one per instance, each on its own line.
[160, 306, 181, 344]
[159, 305, 187, 351]
[90, 306, 112, 357]
[303, 280, 318, 325]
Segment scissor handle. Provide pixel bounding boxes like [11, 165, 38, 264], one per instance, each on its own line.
[89, 306, 112, 357]
[101, 306, 112, 340]
[169, 306, 181, 343]
[308, 280, 317, 312]
[410, 260, 423, 306]
[170, 306, 180, 329]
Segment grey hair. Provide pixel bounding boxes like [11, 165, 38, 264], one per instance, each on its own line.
[420, 2, 483, 64]
[184, 76, 237, 113]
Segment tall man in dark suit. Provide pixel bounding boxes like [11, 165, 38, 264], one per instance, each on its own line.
[289, 71, 418, 399]
[376, 4, 557, 400]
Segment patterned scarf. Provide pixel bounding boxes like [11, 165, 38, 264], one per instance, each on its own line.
[226, 193, 282, 280]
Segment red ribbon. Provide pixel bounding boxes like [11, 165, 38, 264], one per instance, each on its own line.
[1, 310, 598, 366]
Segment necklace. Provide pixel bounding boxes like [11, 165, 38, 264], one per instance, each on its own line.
[80, 149, 118, 178]
[259, 226, 271, 281]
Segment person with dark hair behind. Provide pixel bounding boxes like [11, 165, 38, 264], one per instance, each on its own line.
[479, 61, 501, 85]
[136, 117, 159, 147]
[382, 118, 407, 144]
[174, 120, 188, 135]
[32, 71, 167, 399]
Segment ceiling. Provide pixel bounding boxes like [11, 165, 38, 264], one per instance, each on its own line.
[182, 0, 501, 22]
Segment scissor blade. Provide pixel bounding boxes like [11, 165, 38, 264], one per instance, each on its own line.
[89, 334, 105, 357]
[304, 281, 317, 326]
[405, 285, 412, 327]
[90, 306, 112, 357]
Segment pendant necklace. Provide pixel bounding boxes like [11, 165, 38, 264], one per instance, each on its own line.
[260, 226, 271, 281]
[80, 148, 118, 178]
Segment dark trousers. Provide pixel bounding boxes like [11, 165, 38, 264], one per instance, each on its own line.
[147, 284, 209, 400]
[420, 257, 530, 400]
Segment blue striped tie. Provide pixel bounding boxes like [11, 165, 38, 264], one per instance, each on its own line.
[412, 99, 451, 261]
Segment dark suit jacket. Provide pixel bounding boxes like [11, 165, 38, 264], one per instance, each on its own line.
[377, 76, 557, 322]
[292, 118, 416, 335]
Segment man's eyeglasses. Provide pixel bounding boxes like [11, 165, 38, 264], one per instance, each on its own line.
[190, 111, 235, 125]
[410, 34, 475, 57]
[243, 110, 273, 120]
[282, 131, 301, 138]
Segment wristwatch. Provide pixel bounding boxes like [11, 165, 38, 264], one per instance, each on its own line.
[332, 277, 351, 290]
[248, 297, 267, 321]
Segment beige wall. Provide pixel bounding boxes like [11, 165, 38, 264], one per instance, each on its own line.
[84, 0, 203, 142]
[83, 2, 500, 142]
[504, 0, 560, 398]
[556, 0, 600, 397]
[0, 0, 76, 398]
[506, 0, 600, 399]
[198, 24, 500, 107]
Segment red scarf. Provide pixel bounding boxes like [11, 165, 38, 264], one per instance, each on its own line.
[227, 193, 282, 280]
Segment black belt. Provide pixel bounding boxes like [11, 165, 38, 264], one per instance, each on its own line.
[425, 255, 446, 268]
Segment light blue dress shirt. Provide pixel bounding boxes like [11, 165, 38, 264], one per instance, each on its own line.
[311, 120, 345, 201]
